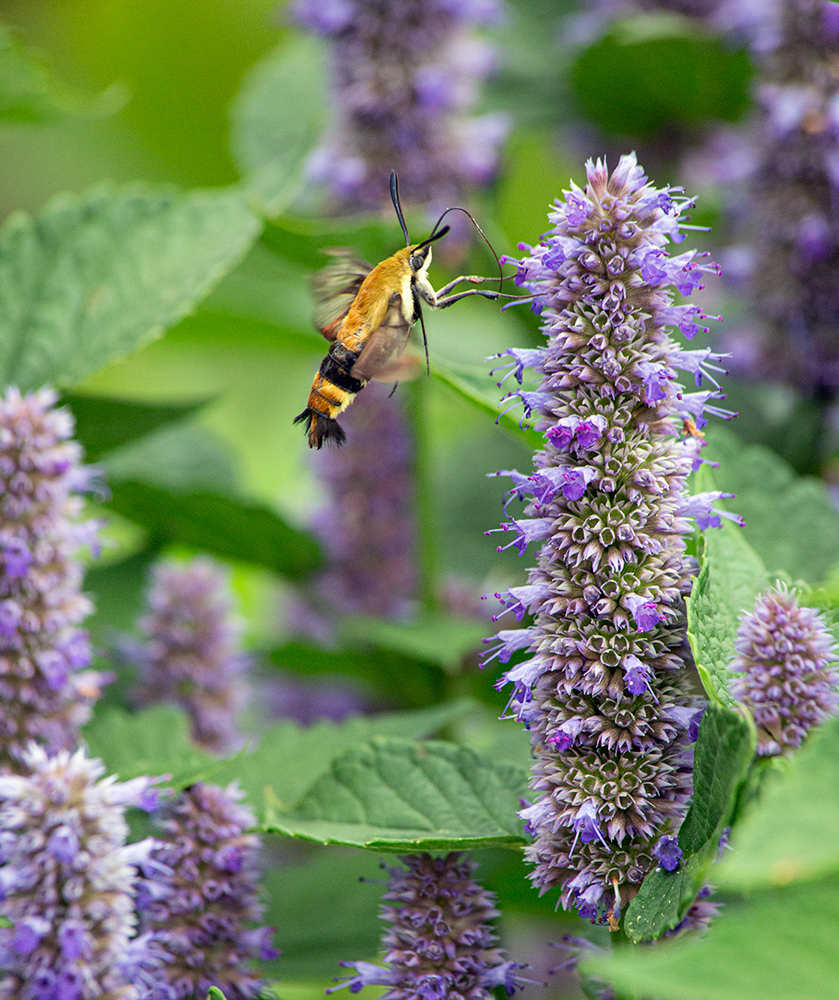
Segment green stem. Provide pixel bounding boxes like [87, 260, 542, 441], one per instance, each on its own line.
[405, 377, 439, 614]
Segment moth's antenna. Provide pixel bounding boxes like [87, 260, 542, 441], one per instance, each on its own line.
[424, 206, 504, 293]
[390, 172, 411, 247]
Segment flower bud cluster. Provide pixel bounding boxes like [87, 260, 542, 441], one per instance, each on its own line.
[485, 154, 736, 921]
[0, 387, 103, 772]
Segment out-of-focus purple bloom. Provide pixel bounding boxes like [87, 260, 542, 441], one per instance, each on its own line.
[137, 782, 278, 1000]
[290, 0, 508, 214]
[0, 387, 105, 772]
[129, 557, 247, 754]
[484, 154, 729, 924]
[0, 744, 160, 999]
[328, 853, 527, 1000]
[730, 585, 838, 756]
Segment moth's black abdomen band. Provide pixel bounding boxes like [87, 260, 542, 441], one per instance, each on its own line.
[319, 353, 364, 394]
[293, 408, 347, 449]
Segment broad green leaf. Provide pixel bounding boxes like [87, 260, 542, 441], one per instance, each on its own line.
[586, 874, 839, 1000]
[340, 612, 489, 673]
[571, 14, 752, 137]
[103, 480, 321, 580]
[0, 183, 260, 391]
[717, 716, 839, 891]
[707, 426, 839, 584]
[261, 848, 383, 980]
[0, 25, 81, 124]
[268, 641, 447, 709]
[207, 989, 229, 1000]
[104, 422, 240, 494]
[262, 214, 396, 272]
[82, 705, 220, 787]
[686, 516, 769, 704]
[214, 701, 476, 813]
[230, 36, 327, 215]
[625, 703, 754, 942]
[431, 359, 543, 450]
[263, 739, 529, 851]
[63, 392, 211, 461]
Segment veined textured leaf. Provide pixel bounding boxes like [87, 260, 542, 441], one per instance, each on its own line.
[0, 183, 260, 391]
[586, 874, 839, 1000]
[687, 516, 770, 704]
[262, 739, 529, 851]
[230, 36, 327, 215]
[212, 701, 477, 812]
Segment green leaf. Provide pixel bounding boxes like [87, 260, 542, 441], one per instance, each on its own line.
[0, 183, 260, 392]
[82, 705, 220, 787]
[261, 848, 383, 980]
[102, 480, 321, 580]
[706, 426, 839, 585]
[268, 641, 447, 709]
[261, 214, 395, 272]
[625, 703, 754, 942]
[585, 874, 839, 1000]
[431, 359, 543, 450]
[62, 392, 211, 462]
[571, 15, 752, 137]
[207, 989, 229, 1000]
[340, 611, 489, 673]
[263, 739, 529, 851]
[230, 37, 328, 215]
[0, 25, 78, 124]
[213, 701, 476, 813]
[686, 516, 770, 704]
[716, 716, 839, 891]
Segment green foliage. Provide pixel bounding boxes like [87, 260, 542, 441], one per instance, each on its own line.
[0, 25, 81, 123]
[625, 703, 755, 942]
[229, 36, 328, 215]
[0, 184, 260, 392]
[571, 14, 752, 137]
[263, 739, 528, 851]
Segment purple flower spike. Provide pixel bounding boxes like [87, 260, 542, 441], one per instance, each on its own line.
[291, 0, 508, 215]
[484, 154, 728, 924]
[0, 388, 105, 772]
[731, 585, 838, 756]
[129, 557, 248, 754]
[329, 853, 527, 999]
[0, 744, 160, 998]
[137, 782, 279, 1000]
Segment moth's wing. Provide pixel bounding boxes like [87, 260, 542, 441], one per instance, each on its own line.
[311, 248, 372, 341]
[350, 293, 418, 381]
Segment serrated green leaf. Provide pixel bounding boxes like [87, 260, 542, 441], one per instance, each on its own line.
[625, 703, 754, 942]
[707, 426, 839, 584]
[340, 612, 488, 672]
[431, 359, 543, 450]
[264, 739, 528, 851]
[686, 518, 770, 704]
[586, 874, 839, 1000]
[62, 392, 212, 462]
[717, 716, 839, 891]
[102, 480, 321, 579]
[82, 705, 220, 787]
[0, 183, 260, 392]
[230, 37, 327, 215]
[213, 701, 476, 812]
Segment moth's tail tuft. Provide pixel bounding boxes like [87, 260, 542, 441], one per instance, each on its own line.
[293, 408, 347, 449]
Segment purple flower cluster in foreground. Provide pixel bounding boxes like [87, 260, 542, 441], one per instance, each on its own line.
[330, 852, 525, 1000]
[731, 585, 838, 756]
[137, 782, 278, 1000]
[0, 744, 159, 1000]
[290, 0, 508, 211]
[0, 387, 103, 773]
[484, 153, 738, 922]
[130, 558, 247, 754]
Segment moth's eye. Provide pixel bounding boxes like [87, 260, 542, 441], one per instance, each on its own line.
[410, 251, 426, 272]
